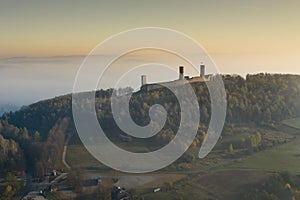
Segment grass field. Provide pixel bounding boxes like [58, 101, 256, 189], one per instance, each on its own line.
[65, 134, 109, 170]
[64, 121, 300, 199]
[214, 133, 251, 151]
[66, 134, 153, 170]
[138, 170, 271, 200]
[214, 119, 300, 174]
[222, 138, 300, 174]
[283, 118, 300, 130]
[66, 124, 299, 172]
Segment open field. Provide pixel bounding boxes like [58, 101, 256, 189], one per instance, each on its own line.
[214, 132, 251, 151]
[65, 134, 108, 170]
[139, 170, 271, 200]
[66, 124, 298, 172]
[222, 138, 300, 174]
[65, 123, 300, 198]
[283, 118, 300, 130]
[66, 134, 154, 170]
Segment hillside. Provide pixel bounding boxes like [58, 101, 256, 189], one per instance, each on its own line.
[0, 73, 299, 180]
[8, 73, 300, 134]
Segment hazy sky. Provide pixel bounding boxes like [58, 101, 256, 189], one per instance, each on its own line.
[0, 0, 300, 105]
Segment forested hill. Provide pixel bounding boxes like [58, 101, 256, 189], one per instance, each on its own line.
[0, 73, 299, 175]
[7, 73, 300, 136]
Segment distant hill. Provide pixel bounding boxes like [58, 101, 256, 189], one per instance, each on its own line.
[0, 104, 19, 115]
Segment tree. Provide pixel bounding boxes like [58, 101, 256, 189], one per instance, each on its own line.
[250, 135, 258, 148]
[4, 185, 13, 197]
[6, 172, 15, 183]
[167, 181, 173, 189]
[201, 105, 209, 123]
[256, 132, 262, 144]
[34, 161, 45, 179]
[264, 108, 272, 123]
[229, 143, 234, 154]
[34, 131, 40, 141]
[96, 185, 111, 200]
[248, 132, 262, 149]
[156, 129, 174, 144]
[21, 127, 29, 140]
[68, 168, 84, 193]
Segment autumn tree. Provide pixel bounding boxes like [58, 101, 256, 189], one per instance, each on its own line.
[229, 143, 234, 154]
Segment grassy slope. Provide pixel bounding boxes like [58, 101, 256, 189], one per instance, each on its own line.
[139, 171, 271, 200]
[65, 134, 153, 170]
[283, 117, 300, 130]
[65, 134, 108, 170]
[65, 120, 300, 199]
[222, 138, 300, 173]
[66, 122, 300, 172]
[222, 118, 300, 174]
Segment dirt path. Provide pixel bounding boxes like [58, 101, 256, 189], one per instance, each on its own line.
[62, 134, 71, 170]
[83, 171, 186, 189]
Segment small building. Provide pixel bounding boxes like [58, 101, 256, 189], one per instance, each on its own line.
[200, 64, 205, 77]
[111, 187, 130, 200]
[141, 75, 147, 86]
[179, 66, 184, 80]
[97, 176, 102, 185]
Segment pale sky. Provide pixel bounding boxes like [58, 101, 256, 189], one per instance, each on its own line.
[1, 1, 299, 70]
[0, 0, 299, 105]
